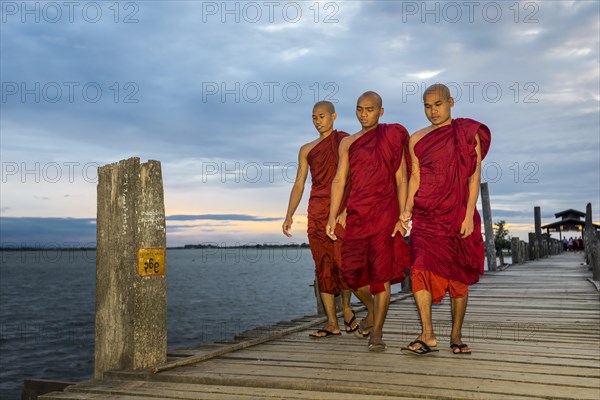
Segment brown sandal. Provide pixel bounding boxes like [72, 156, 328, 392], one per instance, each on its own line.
[368, 336, 387, 352]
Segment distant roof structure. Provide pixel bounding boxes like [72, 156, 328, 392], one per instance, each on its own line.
[541, 209, 600, 236]
[554, 209, 586, 219]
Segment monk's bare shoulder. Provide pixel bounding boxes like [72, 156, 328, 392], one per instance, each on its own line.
[299, 136, 324, 157]
[340, 130, 366, 147]
[338, 135, 356, 152]
[410, 126, 435, 146]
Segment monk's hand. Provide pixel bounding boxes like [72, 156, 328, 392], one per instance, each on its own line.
[336, 209, 347, 228]
[326, 217, 337, 241]
[460, 217, 474, 238]
[282, 216, 293, 237]
[391, 220, 406, 237]
[400, 210, 412, 231]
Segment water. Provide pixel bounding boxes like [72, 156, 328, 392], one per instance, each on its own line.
[0, 248, 507, 399]
[0, 248, 317, 400]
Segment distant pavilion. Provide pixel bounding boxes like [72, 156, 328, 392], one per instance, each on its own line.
[541, 209, 600, 240]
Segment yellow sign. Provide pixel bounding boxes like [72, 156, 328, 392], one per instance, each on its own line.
[137, 248, 166, 276]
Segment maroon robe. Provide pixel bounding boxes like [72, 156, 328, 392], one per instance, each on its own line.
[410, 118, 492, 285]
[342, 124, 411, 293]
[307, 130, 349, 294]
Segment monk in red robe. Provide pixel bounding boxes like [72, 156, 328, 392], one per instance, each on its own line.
[327, 92, 410, 352]
[401, 84, 491, 355]
[283, 101, 358, 337]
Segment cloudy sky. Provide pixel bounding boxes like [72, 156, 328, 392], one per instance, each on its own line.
[1, 0, 598, 247]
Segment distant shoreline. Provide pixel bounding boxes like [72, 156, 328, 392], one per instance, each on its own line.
[0, 247, 96, 251]
[180, 243, 309, 249]
[0, 244, 310, 251]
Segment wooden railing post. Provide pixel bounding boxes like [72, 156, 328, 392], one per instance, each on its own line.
[313, 276, 325, 315]
[528, 232, 537, 260]
[584, 203, 599, 281]
[95, 157, 167, 379]
[511, 237, 520, 264]
[480, 182, 497, 272]
[534, 207, 544, 258]
[402, 269, 412, 293]
[313, 275, 342, 315]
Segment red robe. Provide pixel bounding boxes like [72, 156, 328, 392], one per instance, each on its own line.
[342, 124, 411, 294]
[307, 130, 349, 294]
[410, 118, 492, 285]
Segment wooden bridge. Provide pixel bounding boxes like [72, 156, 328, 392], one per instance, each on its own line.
[39, 252, 599, 399]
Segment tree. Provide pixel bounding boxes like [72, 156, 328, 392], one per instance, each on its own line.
[494, 220, 511, 265]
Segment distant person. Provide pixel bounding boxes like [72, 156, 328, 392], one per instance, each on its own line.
[578, 237, 584, 252]
[568, 238, 574, 252]
[562, 237, 568, 251]
[400, 84, 491, 355]
[327, 91, 410, 352]
[283, 101, 358, 337]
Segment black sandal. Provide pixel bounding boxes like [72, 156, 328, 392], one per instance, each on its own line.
[354, 319, 372, 338]
[401, 340, 439, 356]
[344, 311, 359, 333]
[450, 343, 471, 355]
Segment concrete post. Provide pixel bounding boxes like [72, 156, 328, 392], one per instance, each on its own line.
[95, 157, 167, 379]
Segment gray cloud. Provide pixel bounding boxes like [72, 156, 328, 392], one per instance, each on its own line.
[0, 217, 96, 247]
[0, 214, 280, 247]
[166, 214, 279, 222]
[1, 1, 598, 243]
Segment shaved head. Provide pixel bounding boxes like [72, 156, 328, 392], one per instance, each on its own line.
[313, 101, 335, 114]
[423, 84, 451, 102]
[358, 91, 383, 108]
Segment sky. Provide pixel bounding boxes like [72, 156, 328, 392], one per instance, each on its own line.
[1, 0, 599, 248]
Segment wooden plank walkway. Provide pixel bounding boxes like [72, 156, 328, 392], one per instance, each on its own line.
[42, 253, 600, 399]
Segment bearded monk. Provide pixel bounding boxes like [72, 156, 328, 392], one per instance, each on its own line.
[400, 83, 491, 356]
[326, 91, 410, 352]
[283, 101, 358, 337]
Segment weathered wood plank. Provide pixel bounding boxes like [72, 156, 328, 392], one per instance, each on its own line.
[42, 253, 600, 400]
[238, 340, 600, 366]
[187, 356, 599, 388]
[62, 380, 425, 399]
[143, 368, 600, 400]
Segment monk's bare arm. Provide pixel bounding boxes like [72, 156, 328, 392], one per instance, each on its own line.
[326, 137, 350, 240]
[397, 150, 409, 214]
[392, 150, 408, 236]
[460, 133, 482, 238]
[282, 145, 310, 237]
[400, 135, 421, 230]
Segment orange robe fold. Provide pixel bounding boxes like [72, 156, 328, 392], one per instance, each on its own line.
[307, 130, 349, 295]
[342, 124, 411, 294]
[410, 118, 492, 291]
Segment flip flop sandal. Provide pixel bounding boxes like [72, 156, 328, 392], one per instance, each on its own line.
[344, 311, 359, 333]
[450, 343, 471, 355]
[309, 329, 341, 338]
[368, 337, 387, 352]
[401, 340, 439, 356]
[354, 322, 372, 338]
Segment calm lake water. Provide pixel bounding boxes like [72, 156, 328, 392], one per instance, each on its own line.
[0, 248, 502, 399]
[0, 248, 319, 399]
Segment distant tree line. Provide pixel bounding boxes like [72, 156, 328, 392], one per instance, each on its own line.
[181, 243, 310, 249]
